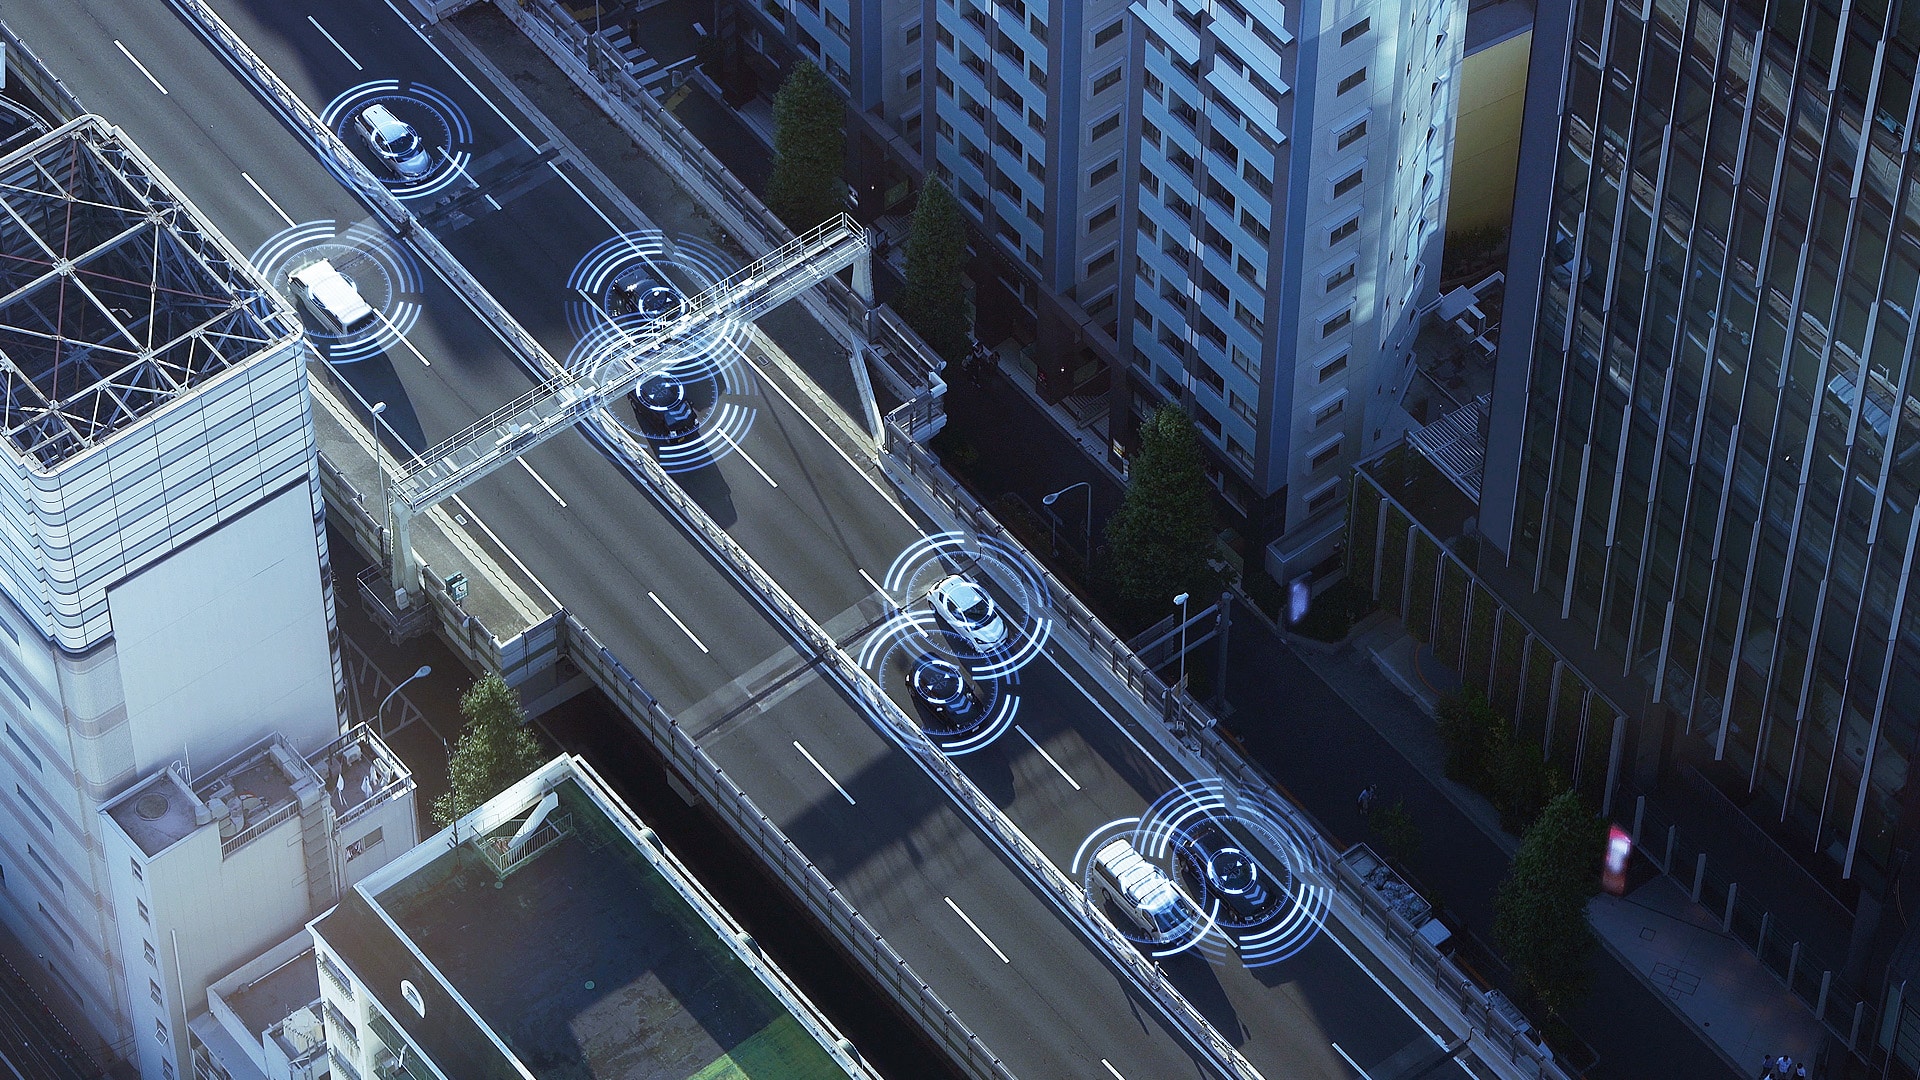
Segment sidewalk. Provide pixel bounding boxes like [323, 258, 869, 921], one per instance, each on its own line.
[1354, 616, 1824, 1076]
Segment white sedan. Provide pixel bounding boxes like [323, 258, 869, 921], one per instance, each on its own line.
[928, 574, 1009, 652]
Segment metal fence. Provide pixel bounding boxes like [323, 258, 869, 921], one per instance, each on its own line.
[1631, 795, 1876, 1059]
[1350, 455, 1629, 814]
[882, 418, 1575, 1080]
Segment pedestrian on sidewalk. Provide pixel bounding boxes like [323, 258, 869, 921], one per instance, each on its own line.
[1357, 784, 1377, 818]
[1792, 1063, 1807, 1080]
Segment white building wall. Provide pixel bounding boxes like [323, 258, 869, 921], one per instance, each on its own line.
[101, 765, 332, 1080]
[1118, 0, 1462, 544]
[109, 484, 338, 777]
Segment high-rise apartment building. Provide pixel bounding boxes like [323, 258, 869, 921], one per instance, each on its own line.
[726, 0, 1464, 557]
[1485, 0, 1920, 893]
[1117, 0, 1464, 565]
[0, 117, 346, 1067]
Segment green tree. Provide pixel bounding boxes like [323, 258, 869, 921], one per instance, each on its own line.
[1493, 790, 1605, 1014]
[1370, 798, 1422, 863]
[765, 61, 846, 230]
[895, 178, 971, 363]
[1103, 404, 1219, 619]
[432, 673, 546, 827]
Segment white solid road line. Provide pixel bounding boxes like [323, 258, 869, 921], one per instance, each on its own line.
[732, 340, 923, 532]
[857, 567, 887, 599]
[240, 172, 296, 229]
[943, 896, 1010, 964]
[713, 427, 779, 488]
[793, 741, 855, 805]
[1331, 1043, 1375, 1080]
[1047, 657, 1178, 787]
[1014, 725, 1081, 791]
[518, 458, 567, 507]
[1100, 1060, 1128, 1080]
[372, 310, 432, 367]
[114, 41, 169, 95]
[449, 494, 564, 609]
[306, 16, 363, 71]
[382, 0, 541, 151]
[648, 591, 709, 654]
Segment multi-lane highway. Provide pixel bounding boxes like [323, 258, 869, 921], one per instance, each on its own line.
[2, 3, 1466, 1077]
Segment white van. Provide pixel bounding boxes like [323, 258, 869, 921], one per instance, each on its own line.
[289, 260, 377, 336]
[1091, 837, 1200, 943]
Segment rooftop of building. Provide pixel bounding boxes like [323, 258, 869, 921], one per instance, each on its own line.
[224, 948, 320, 1042]
[103, 728, 413, 860]
[313, 759, 866, 1080]
[0, 116, 297, 468]
[309, 724, 412, 830]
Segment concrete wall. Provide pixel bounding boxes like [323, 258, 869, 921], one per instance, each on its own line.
[1446, 29, 1529, 233]
[109, 484, 339, 777]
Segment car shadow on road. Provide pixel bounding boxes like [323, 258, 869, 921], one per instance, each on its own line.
[672, 458, 738, 528]
[1159, 949, 1247, 1047]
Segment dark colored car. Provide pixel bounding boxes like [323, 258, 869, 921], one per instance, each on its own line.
[906, 653, 986, 732]
[609, 264, 682, 322]
[628, 373, 699, 439]
[1174, 819, 1284, 928]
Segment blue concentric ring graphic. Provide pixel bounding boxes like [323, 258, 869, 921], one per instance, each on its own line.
[1073, 778, 1330, 968]
[322, 80, 475, 200]
[250, 220, 423, 364]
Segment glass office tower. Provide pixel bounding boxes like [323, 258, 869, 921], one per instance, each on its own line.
[1485, 0, 1920, 887]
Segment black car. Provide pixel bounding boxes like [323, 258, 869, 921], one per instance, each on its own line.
[628, 373, 699, 439]
[1174, 820, 1285, 928]
[906, 653, 986, 733]
[608, 264, 683, 322]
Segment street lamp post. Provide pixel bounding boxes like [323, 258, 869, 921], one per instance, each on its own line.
[372, 664, 431, 736]
[1041, 481, 1093, 558]
[1173, 592, 1190, 693]
[370, 401, 389, 555]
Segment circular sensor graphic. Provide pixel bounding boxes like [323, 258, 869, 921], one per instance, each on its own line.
[323, 80, 475, 200]
[250, 220, 424, 364]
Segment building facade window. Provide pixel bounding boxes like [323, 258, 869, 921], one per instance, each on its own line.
[1337, 68, 1367, 95]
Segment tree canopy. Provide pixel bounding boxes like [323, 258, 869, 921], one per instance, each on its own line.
[1492, 790, 1606, 1014]
[895, 178, 971, 363]
[1103, 403, 1219, 618]
[765, 61, 846, 230]
[432, 673, 547, 827]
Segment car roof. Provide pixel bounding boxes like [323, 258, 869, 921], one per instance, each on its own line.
[360, 103, 406, 132]
[936, 576, 984, 601]
[291, 261, 370, 318]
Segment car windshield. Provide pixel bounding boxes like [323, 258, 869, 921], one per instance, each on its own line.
[389, 130, 421, 155]
[959, 595, 992, 623]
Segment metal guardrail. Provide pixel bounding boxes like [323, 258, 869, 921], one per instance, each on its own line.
[881, 421, 1576, 1080]
[560, 616, 1018, 1080]
[177, 1, 1251, 1073]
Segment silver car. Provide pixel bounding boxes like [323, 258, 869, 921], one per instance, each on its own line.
[928, 574, 1009, 651]
[355, 104, 433, 179]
